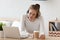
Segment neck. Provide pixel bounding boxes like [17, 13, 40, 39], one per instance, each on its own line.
[29, 18, 36, 22]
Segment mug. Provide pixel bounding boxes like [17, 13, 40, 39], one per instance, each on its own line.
[33, 31, 39, 38]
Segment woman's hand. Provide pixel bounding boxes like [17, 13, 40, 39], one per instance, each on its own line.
[39, 35, 45, 39]
[28, 33, 33, 38]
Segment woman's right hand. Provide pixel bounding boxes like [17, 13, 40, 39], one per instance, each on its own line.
[28, 33, 33, 38]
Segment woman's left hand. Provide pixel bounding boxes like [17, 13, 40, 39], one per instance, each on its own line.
[39, 35, 45, 39]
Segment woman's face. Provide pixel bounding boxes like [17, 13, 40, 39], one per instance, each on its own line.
[28, 9, 37, 20]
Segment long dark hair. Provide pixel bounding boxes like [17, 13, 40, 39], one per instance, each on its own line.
[27, 4, 41, 18]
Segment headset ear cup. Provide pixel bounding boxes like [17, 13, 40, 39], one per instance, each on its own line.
[27, 10, 29, 13]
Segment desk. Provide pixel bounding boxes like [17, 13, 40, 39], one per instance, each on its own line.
[0, 38, 45, 40]
[0, 37, 60, 40]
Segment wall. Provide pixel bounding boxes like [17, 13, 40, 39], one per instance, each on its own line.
[0, 0, 60, 37]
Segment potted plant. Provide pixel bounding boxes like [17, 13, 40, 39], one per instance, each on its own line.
[0, 22, 6, 31]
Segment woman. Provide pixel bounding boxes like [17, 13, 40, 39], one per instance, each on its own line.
[21, 4, 45, 39]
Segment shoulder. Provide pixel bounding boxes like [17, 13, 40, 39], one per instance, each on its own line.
[22, 14, 28, 18]
[37, 16, 44, 22]
[22, 14, 27, 17]
[38, 16, 43, 20]
[22, 14, 28, 20]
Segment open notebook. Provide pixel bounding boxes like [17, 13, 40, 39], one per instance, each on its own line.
[3, 27, 20, 39]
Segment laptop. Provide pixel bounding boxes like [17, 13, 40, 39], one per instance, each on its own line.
[3, 27, 20, 39]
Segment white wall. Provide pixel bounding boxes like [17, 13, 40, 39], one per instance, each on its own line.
[0, 0, 60, 37]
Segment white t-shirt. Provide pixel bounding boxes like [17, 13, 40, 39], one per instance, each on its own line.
[21, 14, 45, 35]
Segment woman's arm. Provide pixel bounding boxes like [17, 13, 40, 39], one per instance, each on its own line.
[39, 16, 45, 39]
[21, 15, 26, 32]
